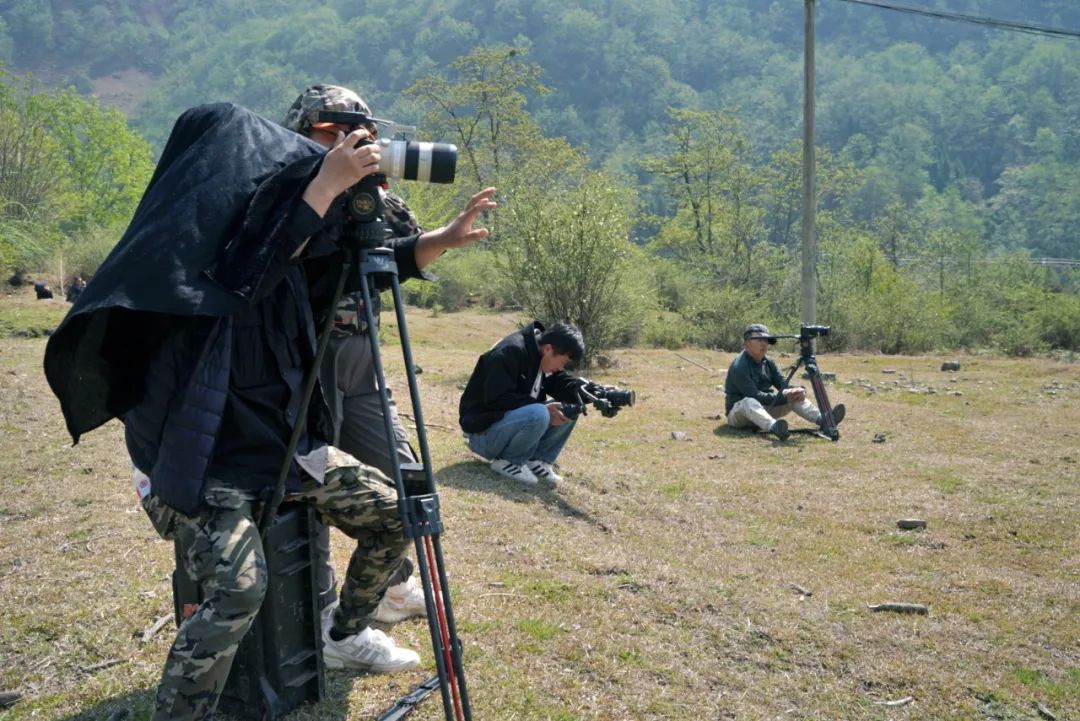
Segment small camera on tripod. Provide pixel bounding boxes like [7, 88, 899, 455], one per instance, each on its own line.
[561, 381, 636, 420]
[800, 324, 830, 340]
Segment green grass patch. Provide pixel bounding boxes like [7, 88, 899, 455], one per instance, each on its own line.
[520, 577, 575, 603]
[515, 617, 562, 642]
[1010, 666, 1080, 703]
[458, 619, 501, 634]
[617, 647, 646, 667]
[658, 481, 686, 498]
[884, 531, 920, 546]
[746, 532, 776, 548]
[0, 299, 67, 337]
[924, 466, 966, 494]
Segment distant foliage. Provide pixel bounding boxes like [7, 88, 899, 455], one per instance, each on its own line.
[3, 2, 1080, 354]
[497, 172, 650, 362]
[0, 66, 153, 280]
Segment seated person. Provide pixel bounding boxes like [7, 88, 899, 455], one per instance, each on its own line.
[725, 323, 845, 440]
[65, 275, 86, 303]
[34, 281, 54, 299]
[459, 322, 585, 486]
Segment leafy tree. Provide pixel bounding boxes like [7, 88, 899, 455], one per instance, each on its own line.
[0, 68, 152, 277]
[758, 142, 858, 251]
[405, 46, 552, 190]
[496, 171, 648, 361]
[642, 108, 765, 286]
[0, 72, 68, 222]
[37, 87, 154, 230]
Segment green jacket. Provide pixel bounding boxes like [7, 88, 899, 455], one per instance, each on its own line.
[724, 350, 788, 414]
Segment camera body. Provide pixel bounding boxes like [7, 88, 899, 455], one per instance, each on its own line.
[316, 110, 457, 184]
[561, 381, 636, 420]
[560, 402, 587, 420]
[800, 324, 831, 340]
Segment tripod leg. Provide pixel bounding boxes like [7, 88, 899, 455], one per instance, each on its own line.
[357, 263, 471, 721]
[806, 368, 839, 441]
[389, 276, 471, 721]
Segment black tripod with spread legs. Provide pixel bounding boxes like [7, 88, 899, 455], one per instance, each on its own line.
[259, 172, 471, 721]
[772, 325, 841, 442]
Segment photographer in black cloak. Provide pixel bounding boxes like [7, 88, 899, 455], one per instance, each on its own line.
[44, 103, 432, 719]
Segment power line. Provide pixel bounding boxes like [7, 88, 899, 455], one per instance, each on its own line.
[895, 256, 1080, 268]
[832, 0, 1080, 40]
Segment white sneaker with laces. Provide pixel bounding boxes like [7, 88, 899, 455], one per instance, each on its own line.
[373, 576, 428, 624]
[322, 624, 420, 672]
[526, 460, 563, 487]
[490, 458, 538, 485]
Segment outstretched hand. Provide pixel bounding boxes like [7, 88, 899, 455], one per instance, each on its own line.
[440, 187, 498, 248]
[414, 187, 498, 270]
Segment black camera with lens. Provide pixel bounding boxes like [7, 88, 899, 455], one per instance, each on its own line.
[560, 402, 587, 420]
[562, 380, 636, 420]
[800, 324, 831, 340]
[327, 111, 458, 246]
[316, 110, 457, 184]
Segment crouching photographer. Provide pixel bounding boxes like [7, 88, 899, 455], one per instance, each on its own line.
[459, 322, 632, 487]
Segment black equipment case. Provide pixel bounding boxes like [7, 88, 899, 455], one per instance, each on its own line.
[172, 502, 325, 719]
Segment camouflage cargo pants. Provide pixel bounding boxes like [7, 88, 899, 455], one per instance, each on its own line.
[141, 447, 409, 721]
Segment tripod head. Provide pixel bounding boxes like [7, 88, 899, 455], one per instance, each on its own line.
[340, 172, 389, 252]
[771, 324, 831, 373]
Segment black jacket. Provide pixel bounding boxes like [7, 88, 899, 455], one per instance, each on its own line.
[724, 350, 789, 414]
[458, 321, 581, 433]
[44, 103, 345, 514]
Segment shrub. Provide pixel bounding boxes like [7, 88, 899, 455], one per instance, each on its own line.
[495, 172, 650, 363]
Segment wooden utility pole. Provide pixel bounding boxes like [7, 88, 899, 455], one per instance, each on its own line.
[801, 0, 817, 325]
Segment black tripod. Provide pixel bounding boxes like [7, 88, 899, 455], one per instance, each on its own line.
[776, 331, 841, 441]
[260, 175, 471, 721]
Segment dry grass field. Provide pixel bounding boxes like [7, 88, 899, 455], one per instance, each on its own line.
[1, 288, 1078, 721]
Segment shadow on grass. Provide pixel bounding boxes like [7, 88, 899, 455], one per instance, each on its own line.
[711, 424, 829, 445]
[52, 688, 154, 721]
[435, 459, 611, 532]
[50, 673, 356, 721]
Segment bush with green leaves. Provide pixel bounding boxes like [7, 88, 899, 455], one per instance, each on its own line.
[495, 171, 651, 363]
[401, 245, 509, 312]
[0, 67, 152, 280]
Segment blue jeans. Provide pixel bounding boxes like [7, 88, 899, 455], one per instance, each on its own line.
[467, 404, 576, 466]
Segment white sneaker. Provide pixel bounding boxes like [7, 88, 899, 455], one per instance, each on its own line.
[526, 460, 563, 487]
[373, 576, 428, 624]
[490, 459, 538, 485]
[322, 624, 420, 673]
[320, 600, 339, 636]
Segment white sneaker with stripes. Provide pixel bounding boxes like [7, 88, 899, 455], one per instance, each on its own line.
[322, 625, 420, 673]
[490, 459, 538, 485]
[526, 460, 563, 487]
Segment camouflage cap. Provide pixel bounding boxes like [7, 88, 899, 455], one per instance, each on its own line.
[282, 84, 371, 134]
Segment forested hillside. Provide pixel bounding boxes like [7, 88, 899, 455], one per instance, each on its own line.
[2, 0, 1078, 354]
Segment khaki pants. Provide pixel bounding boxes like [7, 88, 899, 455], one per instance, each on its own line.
[726, 397, 821, 432]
